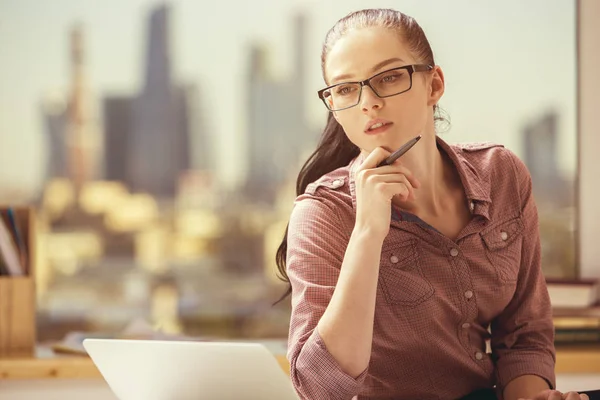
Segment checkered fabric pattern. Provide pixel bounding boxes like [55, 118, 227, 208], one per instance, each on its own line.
[285, 136, 556, 400]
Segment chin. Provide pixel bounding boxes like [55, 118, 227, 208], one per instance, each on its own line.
[365, 134, 407, 153]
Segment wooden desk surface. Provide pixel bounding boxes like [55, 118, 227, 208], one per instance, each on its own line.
[0, 345, 598, 380]
[0, 346, 291, 380]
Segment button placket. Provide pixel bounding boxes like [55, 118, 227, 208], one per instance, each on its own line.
[446, 246, 481, 360]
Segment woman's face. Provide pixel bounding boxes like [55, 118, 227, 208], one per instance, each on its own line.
[324, 27, 443, 154]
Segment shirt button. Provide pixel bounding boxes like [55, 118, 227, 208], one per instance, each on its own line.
[500, 231, 508, 241]
[464, 290, 474, 299]
[462, 322, 471, 329]
[330, 179, 343, 188]
[469, 201, 475, 212]
[475, 352, 484, 360]
[390, 255, 399, 264]
[450, 248, 459, 257]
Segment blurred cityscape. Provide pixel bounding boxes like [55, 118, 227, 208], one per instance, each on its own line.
[33, 4, 317, 342]
[1, 2, 576, 341]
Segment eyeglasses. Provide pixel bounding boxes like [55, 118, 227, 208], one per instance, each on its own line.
[317, 64, 433, 112]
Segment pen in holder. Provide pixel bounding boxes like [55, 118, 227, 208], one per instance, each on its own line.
[0, 206, 36, 358]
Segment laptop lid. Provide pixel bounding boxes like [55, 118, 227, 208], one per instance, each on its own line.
[83, 338, 299, 400]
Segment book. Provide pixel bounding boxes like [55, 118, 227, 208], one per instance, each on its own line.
[555, 328, 600, 344]
[0, 216, 24, 276]
[5, 208, 28, 274]
[546, 278, 599, 308]
[553, 305, 600, 318]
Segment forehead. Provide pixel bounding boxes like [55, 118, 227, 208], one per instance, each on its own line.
[325, 27, 414, 84]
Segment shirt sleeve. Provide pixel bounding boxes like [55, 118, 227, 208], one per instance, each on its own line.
[286, 195, 367, 400]
[491, 150, 556, 394]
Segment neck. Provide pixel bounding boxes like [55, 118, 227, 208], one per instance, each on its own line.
[391, 133, 457, 217]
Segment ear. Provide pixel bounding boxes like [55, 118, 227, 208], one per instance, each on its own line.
[427, 66, 445, 107]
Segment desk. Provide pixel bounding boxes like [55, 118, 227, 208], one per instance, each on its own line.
[0, 345, 599, 400]
[0, 346, 291, 400]
[0, 347, 291, 380]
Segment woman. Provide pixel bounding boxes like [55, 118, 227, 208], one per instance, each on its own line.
[275, 8, 592, 400]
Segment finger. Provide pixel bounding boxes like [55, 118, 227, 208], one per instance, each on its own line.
[581, 394, 589, 400]
[373, 162, 421, 189]
[382, 175, 415, 201]
[548, 391, 563, 400]
[379, 182, 411, 202]
[362, 167, 416, 200]
[371, 176, 414, 201]
[357, 147, 391, 171]
[563, 392, 583, 400]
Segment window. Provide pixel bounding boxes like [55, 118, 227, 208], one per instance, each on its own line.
[0, 0, 580, 342]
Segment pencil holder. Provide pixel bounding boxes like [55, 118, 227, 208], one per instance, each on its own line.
[0, 206, 36, 357]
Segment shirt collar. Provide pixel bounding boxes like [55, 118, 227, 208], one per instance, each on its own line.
[347, 135, 492, 220]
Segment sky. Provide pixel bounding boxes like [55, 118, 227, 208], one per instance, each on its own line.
[0, 0, 576, 197]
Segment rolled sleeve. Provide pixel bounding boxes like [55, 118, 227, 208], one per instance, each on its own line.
[293, 327, 368, 399]
[286, 195, 365, 400]
[491, 151, 556, 393]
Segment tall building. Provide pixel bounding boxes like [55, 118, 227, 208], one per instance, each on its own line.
[245, 12, 316, 203]
[180, 83, 212, 172]
[127, 4, 191, 198]
[101, 4, 208, 198]
[103, 96, 133, 184]
[41, 25, 101, 189]
[66, 24, 100, 189]
[41, 94, 69, 180]
[522, 110, 572, 207]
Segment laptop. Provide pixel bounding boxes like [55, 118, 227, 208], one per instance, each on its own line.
[82, 338, 300, 400]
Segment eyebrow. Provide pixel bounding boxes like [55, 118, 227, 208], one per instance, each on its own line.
[330, 57, 405, 84]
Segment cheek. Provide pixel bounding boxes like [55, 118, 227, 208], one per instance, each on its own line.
[337, 110, 364, 136]
[387, 96, 429, 125]
[336, 112, 365, 146]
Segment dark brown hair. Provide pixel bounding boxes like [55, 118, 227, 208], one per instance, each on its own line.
[274, 9, 444, 303]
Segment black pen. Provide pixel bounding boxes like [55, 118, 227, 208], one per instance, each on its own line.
[377, 135, 422, 167]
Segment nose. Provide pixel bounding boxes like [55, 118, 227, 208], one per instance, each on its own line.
[360, 85, 383, 112]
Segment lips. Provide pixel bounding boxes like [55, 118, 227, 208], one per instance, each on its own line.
[364, 118, 393, 133]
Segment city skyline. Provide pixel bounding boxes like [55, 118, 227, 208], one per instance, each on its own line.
[0, 0, 580, 341]
[0, 0, 577, 201]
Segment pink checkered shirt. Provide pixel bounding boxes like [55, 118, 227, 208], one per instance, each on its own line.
[286, 136, 556, 400]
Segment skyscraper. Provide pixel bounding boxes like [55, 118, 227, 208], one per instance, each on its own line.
[245, 12, 315, 203]
[41, 94, 69, 180]
[41, 24, 100, 189]
[66, 24, 100, 189]
[127, 4, 191, 198]
[522, 110, 571, 207]
[103, 96, 133, 185]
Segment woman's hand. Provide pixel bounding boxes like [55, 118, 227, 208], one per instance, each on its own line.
[518, 389, 589, 400]
[353, 147, 420, 240]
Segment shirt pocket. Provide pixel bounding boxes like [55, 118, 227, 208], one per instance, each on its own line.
[480, 216, 524, 283]
[378, 239, 434, 307]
